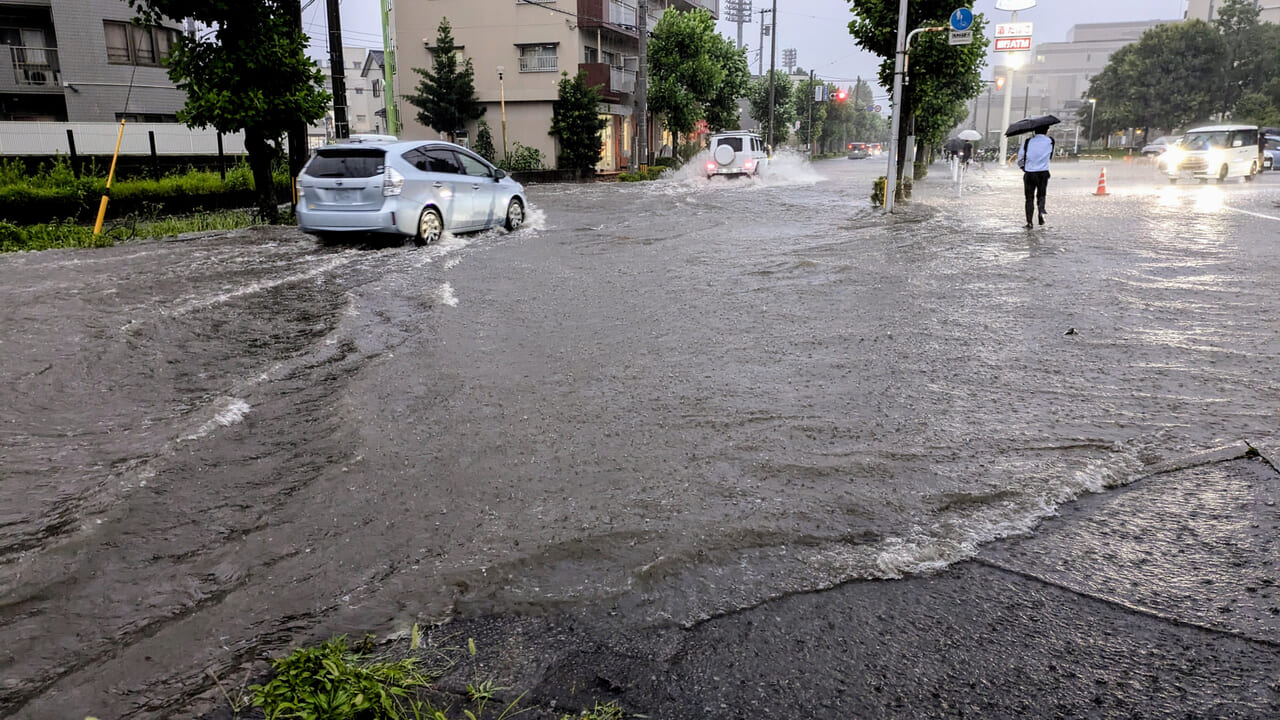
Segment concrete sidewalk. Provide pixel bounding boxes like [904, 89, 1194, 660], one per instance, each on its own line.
[430, 442, 1280, 719]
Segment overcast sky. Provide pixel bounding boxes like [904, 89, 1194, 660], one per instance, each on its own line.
[307, 0, 1189, 98]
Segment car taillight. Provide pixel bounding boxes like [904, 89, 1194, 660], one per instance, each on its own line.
[383, 166, 404, 196]
[743, 158, 754, 169]
[706, 161, 717, 171]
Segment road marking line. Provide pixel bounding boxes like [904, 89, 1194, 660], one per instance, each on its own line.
[1223, 206, 1280, 222]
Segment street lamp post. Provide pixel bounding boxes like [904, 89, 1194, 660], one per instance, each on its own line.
[1087, 98, 1096, 152]
[497, 66, 508, 162]
[996, 50, 1023, 164]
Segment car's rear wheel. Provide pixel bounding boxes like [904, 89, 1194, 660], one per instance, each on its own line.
[504, 198, 524, 231]
[415, 207, 443, 246]
[1245, 161, 1257, 181]
[1216, 164, 1228, 183]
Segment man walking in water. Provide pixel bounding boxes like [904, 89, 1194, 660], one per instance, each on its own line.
[1017, 126, 1054, 228]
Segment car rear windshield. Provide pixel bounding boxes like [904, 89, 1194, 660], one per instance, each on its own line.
[716, 137, 744, 152]
[304, 148, 386, 178]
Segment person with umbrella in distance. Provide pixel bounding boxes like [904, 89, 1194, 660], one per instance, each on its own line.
[1008, 115, 1060, 228]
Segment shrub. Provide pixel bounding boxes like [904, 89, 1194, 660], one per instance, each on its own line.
[618, 166, 666, 182]
[871, 175, 912, 206]
[499, 142, 545, 172]
[651, 156, 679, 169]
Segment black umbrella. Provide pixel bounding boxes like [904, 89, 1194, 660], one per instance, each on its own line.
[944, 137, 965, 152]
[1004, 114, 1061, 137]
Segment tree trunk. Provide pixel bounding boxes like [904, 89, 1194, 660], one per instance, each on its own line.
[245, 127, 279, 224]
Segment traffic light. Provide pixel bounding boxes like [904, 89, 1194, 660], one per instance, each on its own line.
[835, 88, 848, 102]
[995, 76, 1006, 91]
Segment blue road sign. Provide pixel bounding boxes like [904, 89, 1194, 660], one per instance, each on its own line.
[950, 8, 974, 31]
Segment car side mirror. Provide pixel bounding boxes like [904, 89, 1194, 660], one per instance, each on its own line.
[493, 168, 507, 180]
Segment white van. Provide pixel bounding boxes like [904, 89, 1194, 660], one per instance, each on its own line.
[1163, 124, 1262, 183]
[705, 131, 769, 178]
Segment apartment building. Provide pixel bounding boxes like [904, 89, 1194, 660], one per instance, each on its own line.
[310, 46, 389, 147]
[0, 0, 185, 122]
[391, 0, 719, 171]
[1186, 0, 1280, 24]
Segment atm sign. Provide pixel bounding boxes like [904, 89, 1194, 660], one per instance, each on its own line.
[994, 37, 1033, 51]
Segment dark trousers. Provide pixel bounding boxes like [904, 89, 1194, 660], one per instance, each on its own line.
[1023, 170, 1050, 223]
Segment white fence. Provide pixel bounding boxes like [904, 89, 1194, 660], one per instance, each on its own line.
[0, 122, 247, 156]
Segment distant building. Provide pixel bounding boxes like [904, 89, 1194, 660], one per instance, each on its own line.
[310, 46, 388, 147]
[1185, 0, 1280, 24]
[967, 20, 1172, 149]
[0, 0, 185, 122]
[389, 0, 719, 171]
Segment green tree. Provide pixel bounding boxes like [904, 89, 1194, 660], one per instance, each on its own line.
[748, 70, 796, 144]
[648, 8, 750, 138]
[846, 0, 989, 180]
[126, 0, 329, 223]
[405, 18, 486, 142]
[1216, 0, 1261, 114]
[1233, 92, 1280, 126]
[819, 84, 855, 152]
[794, 76, 827, 150]
[474, 120, 496, 164]
[549, 70, 608, 170]
[1080, 21, 1222, 137]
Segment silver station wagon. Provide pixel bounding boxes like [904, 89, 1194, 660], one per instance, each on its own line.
[296, 137, 527, 245]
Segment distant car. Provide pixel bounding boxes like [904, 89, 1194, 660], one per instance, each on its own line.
[296, 138, 527, 245]
[1264, 135, 1280, 171]
[705, 130, 769, 178]
[1142, 135, 1180, 157]
[1162, 124, 1262, 184]
[847, 142, 869, 159]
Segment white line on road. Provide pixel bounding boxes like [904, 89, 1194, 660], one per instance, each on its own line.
[1223, 206, 1280, 222]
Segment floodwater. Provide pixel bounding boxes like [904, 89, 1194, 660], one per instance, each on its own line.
[2, 152, 1279, 718]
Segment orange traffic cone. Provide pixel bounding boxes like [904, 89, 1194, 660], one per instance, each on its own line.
[1093, 167, 1109, 196]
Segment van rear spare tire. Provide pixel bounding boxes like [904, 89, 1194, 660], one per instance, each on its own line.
[713, 144, 735, 165]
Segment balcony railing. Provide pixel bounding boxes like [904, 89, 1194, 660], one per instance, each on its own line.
[578, 62, 636, 101]
[519, 53, 558, 73]
[10, 46, 60, 87]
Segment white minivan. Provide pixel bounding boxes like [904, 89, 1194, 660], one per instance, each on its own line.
[1163, 124, 1262, 184]
[705, 131, 770, 178]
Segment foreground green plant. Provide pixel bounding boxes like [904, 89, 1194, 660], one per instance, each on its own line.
[0, 210, 259, 253]
[244, 631, 632, 720]
[251, 636, 433, 720]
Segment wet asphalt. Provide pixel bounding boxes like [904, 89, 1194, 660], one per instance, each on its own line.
[4, 154, 1280, 719]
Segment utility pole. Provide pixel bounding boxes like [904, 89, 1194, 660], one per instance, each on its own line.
[757, 8, 771, 76]
[637, 0, 648, 170]
[807, 69, 815, 157]
[287, 0, 308, 192]
[884, 0, 908, 212]
[380, 0, 399, 136]
[767, 0, 777, 149]
[325, 0, 349, 139]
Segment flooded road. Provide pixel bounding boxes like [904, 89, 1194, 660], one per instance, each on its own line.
[2, 154, 1279, 718]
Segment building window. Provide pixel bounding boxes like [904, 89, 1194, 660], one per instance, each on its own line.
[584, 46, 598, 63]
[354, 87, 364, 95]
[372, 79, 381, 97]
[518, 44, 557, 73]
[104, 20, 180, 66]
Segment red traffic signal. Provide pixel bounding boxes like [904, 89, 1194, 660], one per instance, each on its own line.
[835, 88, 848, 102]
[995, 76, 1006, 91]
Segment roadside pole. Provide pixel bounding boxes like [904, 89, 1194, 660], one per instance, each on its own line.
[808, 69, 815, 157]
[767, 0, 777, 150]
[883, 0, 909, 212]
[637, 0, 648, 171]
[995, 9, 1019, 164]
